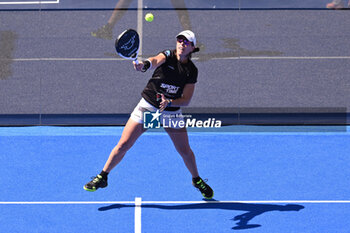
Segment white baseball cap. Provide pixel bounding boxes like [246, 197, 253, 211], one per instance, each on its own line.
[176, 30, 196, 46]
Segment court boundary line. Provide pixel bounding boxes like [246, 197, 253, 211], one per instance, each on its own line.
[134, 197, 142, 233]
[0, 8, 339, 11]
[137, 0, 143, 59]
[7, 56, 350, 62]
[0, 0, 59, 4]
[2, 200, 350, 204]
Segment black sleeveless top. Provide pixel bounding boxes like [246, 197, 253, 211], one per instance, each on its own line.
[141, 49, 198, 111]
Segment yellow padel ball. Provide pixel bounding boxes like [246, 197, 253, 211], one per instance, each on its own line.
[145, 13, 154, 22]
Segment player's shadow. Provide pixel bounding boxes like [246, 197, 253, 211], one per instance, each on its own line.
[98, 200, 304, 230]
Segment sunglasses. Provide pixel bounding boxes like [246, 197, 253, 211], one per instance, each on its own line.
[177, 38, 192, 46]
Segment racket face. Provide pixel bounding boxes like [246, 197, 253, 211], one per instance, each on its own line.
[115, 29, 140, 60]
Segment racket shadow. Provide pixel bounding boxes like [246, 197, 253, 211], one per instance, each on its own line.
[98, 201, 304, 230]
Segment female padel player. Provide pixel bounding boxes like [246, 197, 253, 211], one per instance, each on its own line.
[84, 30, 214, 199]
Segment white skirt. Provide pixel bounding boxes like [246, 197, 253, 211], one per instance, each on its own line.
[130, 98, 185, 129]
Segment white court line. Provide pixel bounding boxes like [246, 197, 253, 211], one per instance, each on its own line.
[2, 200, 350, 204]
[11, 58, 125, 61]
[137, 0, 143, 59]
[237, 56, 350, 60]
[134, 197, 142, 233]
[141, 200, 350, 204]
[0, 201, 136, 204]
[0, 0, 59, 4]
[210, 56, 350, 60]
[7, 56, 350, 62]
[2, 199, 349, 233]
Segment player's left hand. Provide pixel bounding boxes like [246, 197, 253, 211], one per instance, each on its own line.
[159, 94, 171, 112]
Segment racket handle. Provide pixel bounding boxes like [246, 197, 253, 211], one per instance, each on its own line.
[134, 59, 139, 65]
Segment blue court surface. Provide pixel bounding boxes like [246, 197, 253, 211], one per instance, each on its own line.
[1, 0, 350, 232]
[1, 126, 350, 232]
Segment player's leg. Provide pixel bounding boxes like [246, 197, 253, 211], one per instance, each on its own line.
[108, 0, 133, 27]
[165, 127, 198, 177]
[103, 118, 146, 173]
[165, 127, 214, 199]
[326, 0, 344, 9]
[91, 0, 133, 39]
[84, 118, 146, 192]
[170, 0, 192, 30]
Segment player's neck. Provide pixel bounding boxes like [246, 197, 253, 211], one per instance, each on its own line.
[177, 54, 189, 63]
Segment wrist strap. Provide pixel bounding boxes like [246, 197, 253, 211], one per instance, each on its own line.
[141, 59, 152, 72]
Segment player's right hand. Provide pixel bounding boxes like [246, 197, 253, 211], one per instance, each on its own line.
[133, 61, 144, 72]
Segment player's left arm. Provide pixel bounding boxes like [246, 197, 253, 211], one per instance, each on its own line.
[159, 84, 195, 111]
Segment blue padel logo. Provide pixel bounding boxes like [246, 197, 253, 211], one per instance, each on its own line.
[121, 35, 136, 50]
[143, 110, 162, 129]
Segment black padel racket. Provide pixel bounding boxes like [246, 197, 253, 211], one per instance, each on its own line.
[115, 29, 140, 64]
